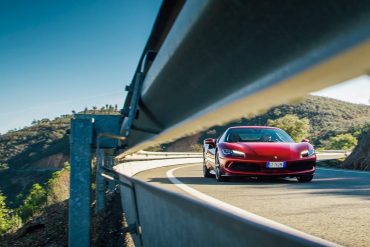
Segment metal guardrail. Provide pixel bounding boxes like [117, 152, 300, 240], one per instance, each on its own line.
[134, 150, 201, 156]
[119, 0, 370, 156]
[115, 157, 335, 247]
[68, 0, 370, 245]
[316, 150, 350, 154]
[121, 150, 202, 161]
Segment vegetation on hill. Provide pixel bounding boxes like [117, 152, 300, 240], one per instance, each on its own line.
[267, 114, 310, 142]
[0, 105, 119, 207]
[0, 193, 21, 235]
[0, 116, 70, 171]
[0, 162, 70, 238]
[162, 95, 370, 152]
[326, 133, 358, 150]
[0, 161, 125, 246]
[17, 184, 47, 222]
[0, 116, 70, 207]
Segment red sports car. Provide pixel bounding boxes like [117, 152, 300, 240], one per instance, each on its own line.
[203, 126, 316, 182]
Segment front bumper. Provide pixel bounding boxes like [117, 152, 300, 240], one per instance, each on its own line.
[222, 158, 316, 176]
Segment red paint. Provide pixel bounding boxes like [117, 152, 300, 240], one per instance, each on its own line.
[204, 126, 316, 177]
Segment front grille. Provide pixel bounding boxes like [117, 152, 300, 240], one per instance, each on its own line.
[261, 160, 315, 172]
[286, 160, 315, 171]
[228, 160, 315, 173]
[229, 162, 260, 172]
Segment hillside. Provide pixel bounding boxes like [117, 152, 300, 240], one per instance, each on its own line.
[164, 95, 370, 150]
[0, 117, 70, 207]
[1, 97, 369, 206]
[0, 107, 119, 207]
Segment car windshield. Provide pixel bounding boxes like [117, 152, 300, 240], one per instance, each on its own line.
[225, 128, 294, 143]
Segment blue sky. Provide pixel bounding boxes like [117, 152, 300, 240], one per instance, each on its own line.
[0, 1, 369, 134]
[311, 76, 370, 105]
[0, 0, 161, 133]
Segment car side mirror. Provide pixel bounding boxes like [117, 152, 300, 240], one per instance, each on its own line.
[204, 138, 216, 147]
[301, 138, 310, 143]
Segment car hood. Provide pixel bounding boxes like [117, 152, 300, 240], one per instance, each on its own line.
[223, 142, 312, 161]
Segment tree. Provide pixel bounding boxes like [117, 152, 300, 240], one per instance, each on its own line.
[353, 122, 370, 138]
[327, 133, 358, 150]
[273, 108, 281, 117]
[17, 184, 47, 221]
[0, 192, 21, 235]
[267, 114, 310, 142]
[0, 192, 11, 234]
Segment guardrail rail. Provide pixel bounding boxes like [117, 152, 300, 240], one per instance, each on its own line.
[67, 0, 370, 246]
[114, 152, 336, 247]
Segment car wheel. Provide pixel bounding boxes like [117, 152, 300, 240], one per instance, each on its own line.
[203, 156, 212, 178]
[297, 175, 313, 183]
[215, 154, 226, 182]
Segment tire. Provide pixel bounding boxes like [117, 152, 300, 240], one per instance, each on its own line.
[215, 154, 227, 182]
[297, 175, 313, 183]
[203, 155, 212, 178]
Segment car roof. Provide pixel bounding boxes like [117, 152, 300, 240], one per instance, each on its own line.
[228, 126, 279, 130]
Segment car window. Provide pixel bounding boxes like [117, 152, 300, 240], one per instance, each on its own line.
[226, 128, 294, 143]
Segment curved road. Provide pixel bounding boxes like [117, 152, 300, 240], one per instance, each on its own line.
[135, 163, 370, 247]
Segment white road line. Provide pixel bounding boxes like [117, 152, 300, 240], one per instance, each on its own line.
[166, 164, 338, 247]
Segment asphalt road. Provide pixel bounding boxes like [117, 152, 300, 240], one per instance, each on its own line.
[136, 163, 370, 247]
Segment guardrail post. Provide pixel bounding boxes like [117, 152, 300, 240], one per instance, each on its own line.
[95, 148, 106, 213]
[106, 156, 116, 192]
[69, 116, 93, 247]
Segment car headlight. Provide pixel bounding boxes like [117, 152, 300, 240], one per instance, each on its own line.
[221, 149, 245, 158]
[301, 149, 315, 158]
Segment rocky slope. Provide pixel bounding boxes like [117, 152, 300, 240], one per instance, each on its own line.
[342, 129, 370, 171]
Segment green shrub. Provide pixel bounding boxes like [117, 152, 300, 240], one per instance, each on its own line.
[353, 122, 370, 138]
[326, 133, 358, 150]
[0, 193, 21, 236]
[267, 114, 310, 142]
[17, 184, 47, 222]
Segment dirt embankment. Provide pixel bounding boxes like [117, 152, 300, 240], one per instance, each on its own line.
[165, 134, 201, 152]
[28, 153, 69, 170]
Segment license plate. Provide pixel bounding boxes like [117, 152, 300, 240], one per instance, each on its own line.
[266, 161, 286, 168]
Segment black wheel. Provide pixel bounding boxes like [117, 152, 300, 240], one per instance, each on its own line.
[203, 155, 212, 178]
[215, 154, 226, 182]
[297, 175, 313, 183]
